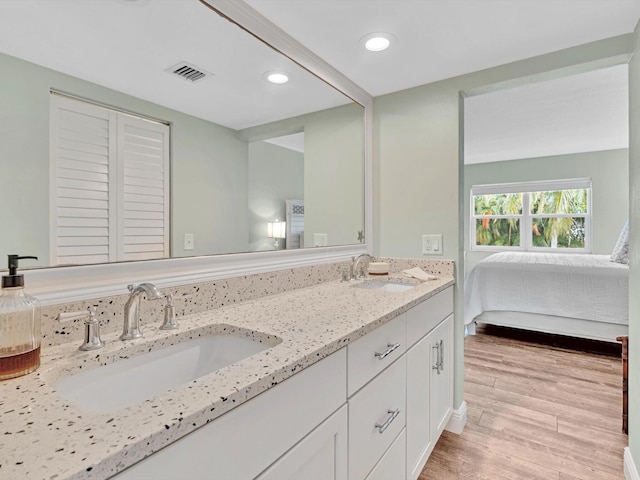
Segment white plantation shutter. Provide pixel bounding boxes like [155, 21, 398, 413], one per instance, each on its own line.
[117, 115, 170, 261]
[50, 94, 169, 265]
[50, 95, 117, 265]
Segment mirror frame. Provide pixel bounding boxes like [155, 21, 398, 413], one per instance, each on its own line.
[24, 0, 373, 305]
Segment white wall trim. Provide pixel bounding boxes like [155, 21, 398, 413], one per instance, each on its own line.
[445, 401, 467, 435]
[625, 447, 639, 480]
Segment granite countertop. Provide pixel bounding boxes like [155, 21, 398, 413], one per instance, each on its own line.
[0, 274, 454, 479]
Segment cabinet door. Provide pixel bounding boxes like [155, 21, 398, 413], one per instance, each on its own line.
[257, 404, 347, 480]
[430, 314, 454, 439]
[406, 335, 432, 480]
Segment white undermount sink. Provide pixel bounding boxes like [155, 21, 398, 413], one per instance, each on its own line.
[56, 333, 274, 413]
[355, 280, 419, 293]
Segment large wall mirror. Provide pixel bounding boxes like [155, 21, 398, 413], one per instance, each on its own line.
[0, 0, 366, 273]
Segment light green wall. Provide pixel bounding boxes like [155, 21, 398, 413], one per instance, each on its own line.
[303, 103, 365, 247]
[0, 52, 249, 265]
[239, 103, 365, 248]
[464, 149, 629, 274]
[373, 34, 634, 410]
[628, 18, 640, 468]
[247, 141, 304, 251]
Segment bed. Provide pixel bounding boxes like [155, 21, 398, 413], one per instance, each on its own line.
[464, 251, 629, 342]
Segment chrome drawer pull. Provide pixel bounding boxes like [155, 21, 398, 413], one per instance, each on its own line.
[432, 343, 440, 372]
[439, 339, 444, 374]
[375, 408, 400, 434]
[374, 342, 400, 360]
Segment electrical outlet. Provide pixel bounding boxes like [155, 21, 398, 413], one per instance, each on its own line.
[313, 233, 328, 247]
[184, 233, 194, 251]
[422, 234, 442, 255]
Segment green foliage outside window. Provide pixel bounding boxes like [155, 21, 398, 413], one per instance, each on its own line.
[474, 189, 588, 249]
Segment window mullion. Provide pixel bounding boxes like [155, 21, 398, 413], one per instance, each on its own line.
[522, 193, 531, 250]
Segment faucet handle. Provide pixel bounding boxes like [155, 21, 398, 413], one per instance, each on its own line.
[79, 306, 105, 351]
[160, 294, 178, 330]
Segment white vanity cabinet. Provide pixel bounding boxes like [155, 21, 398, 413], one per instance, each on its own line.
[112, 286, 454, 480]
[428, 314, 454, 439]
[348, 355, 407, 479]
[112, 349, 347, 480]
[406, 288, 454, 480]
[346, 286, 454, 480]
[365, 430, 407, 480]
[256, 405, 348, 480]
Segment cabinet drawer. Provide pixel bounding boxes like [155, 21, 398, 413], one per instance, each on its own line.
[366, 429, 406, 480]
[348, 313, 406, 396]
[349, 355, 407, 480]
[406, 286, 453, 347]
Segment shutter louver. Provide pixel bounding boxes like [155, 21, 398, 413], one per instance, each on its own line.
[117, 115, 170, 261]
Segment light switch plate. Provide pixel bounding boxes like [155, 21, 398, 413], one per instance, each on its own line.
[422, 234, 442, 255]
[184, 233, 194, 250]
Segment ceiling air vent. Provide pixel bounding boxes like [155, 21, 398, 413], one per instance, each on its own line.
[167, 62, 212, 83]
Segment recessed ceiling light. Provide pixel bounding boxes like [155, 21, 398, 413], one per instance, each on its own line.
[360, 32, 395, 52]
[263, 71, 290, 84]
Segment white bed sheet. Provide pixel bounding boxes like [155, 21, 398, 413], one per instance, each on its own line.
[464, 252, 629, 328]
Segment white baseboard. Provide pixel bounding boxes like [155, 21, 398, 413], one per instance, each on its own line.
[625, 447, 639, 480]
[445, 401, 467, 435]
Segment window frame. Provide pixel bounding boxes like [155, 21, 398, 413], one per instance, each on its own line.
[470, 178, 592, 253]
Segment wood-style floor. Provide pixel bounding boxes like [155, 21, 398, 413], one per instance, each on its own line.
[419, 326, 628, 480]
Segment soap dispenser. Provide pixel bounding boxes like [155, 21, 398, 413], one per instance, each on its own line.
[0, 255, 41, 380]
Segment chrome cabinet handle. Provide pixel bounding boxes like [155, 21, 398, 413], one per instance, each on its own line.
[432, 343, 440, 372]
[439, 339, 444, 374]
[375, 342, 400, 360]
[375, 408, 400, 434]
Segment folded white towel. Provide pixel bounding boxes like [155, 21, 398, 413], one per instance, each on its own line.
[402, 267, 437, 281]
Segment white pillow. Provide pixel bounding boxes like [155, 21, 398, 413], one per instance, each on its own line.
[611, 220, 629, 265]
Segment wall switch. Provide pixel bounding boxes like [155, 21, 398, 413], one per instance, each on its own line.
[184, 233, 194, 251]
[313, 233, 328, 247]
[422, 234, 442, 255]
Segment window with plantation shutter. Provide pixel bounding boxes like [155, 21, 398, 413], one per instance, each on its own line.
[50, 94, 170, 265]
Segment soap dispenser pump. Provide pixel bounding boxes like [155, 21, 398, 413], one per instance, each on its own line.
[0, 255, 41, 380]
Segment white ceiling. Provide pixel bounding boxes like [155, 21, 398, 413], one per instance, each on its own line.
[0, 0, 351, 130]
[464, 64, 630, 164]
[1, 0, 639, 155]
[245, 0, 638, 162]
[264, 132, 305, 153]
[244, 0, 640, 97]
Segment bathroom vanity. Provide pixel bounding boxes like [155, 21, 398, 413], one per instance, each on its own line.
[0, 265, 454, 480]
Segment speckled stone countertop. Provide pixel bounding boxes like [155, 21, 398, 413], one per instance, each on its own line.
[0, 274, 454, 480]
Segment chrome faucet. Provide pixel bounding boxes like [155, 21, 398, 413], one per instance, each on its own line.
[351, 253, 373, 280]
[79, 306, 105, 351]
[121, 283, 164, 340]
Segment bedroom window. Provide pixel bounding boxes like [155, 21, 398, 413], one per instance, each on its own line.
[471, 179, 591, 252]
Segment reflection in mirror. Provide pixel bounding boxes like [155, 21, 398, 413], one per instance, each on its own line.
[0, 0, 365, 270]
[248, 133, 304, 252]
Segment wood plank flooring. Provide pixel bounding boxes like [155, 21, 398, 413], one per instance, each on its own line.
[419, 326, 628, 480]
